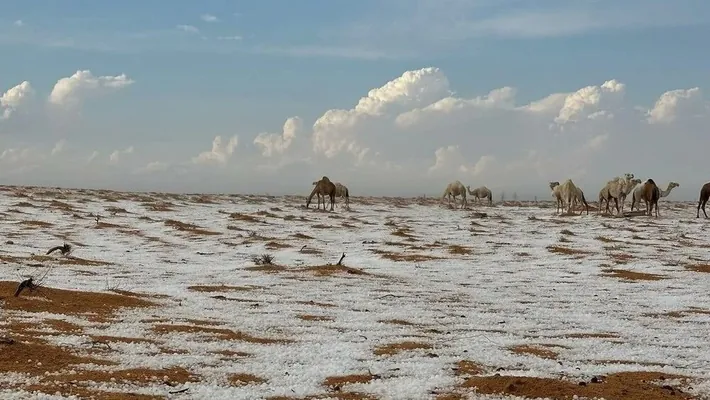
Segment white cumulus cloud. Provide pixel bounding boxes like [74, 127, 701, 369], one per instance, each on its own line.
[48, 70, 134, 108]
[1, 81, 34, 119]
[192, 135, 239, 165]
[647, 87, 704, 124]
[254, 117, 303, 157]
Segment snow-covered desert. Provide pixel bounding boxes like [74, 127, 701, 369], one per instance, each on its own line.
[1, 185, 709, 400]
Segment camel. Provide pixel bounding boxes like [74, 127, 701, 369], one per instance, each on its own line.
[442, 180, 467, 209]
[557, 179, 581, 214]
[312, 180, 350, 210]
[640, 179, 660, 217]
[571, 186, 590, 215]
[549, 182, 563, 213]
[631, 181, 679, 213]
[598, 174, 640, 215]
[697, 182, 710, 218]
[466, 185, 493, 205]
[306, 176, 336, 211]
[334, 182, 350, 210]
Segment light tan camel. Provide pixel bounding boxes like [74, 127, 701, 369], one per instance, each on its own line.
[570, 186, 590, 215]
[306, 176, 336, 211]
[442, 180, 467, 209]
[549, 181, 563, 213]
[334, 182, 350, 210]
[557, 179, 581, 214]
[466, 185, 493, 205]
[598, 174, 639, 215]
[631, 181, 678, 212]
[640, 178, 660, 217]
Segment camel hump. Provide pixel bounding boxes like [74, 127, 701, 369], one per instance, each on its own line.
[645, 178, 656, 185]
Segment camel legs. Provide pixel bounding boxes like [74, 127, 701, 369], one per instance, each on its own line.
[698, 198, 709, 218]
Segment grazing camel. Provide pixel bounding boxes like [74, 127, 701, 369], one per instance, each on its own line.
[631, 181, 679, 212]
[640, 179, 660, 217]
[442, 180, 467, 209]
[598, 174, 640, 215]
[466, 185, 493, 205]
[557, 179, 581, 214]
[696, 182, 710, 218]
[306, 176, 336, 211]
[571, 186, 590, 215]
[549, 182, 563, 213]
[334, 182, 350, 210]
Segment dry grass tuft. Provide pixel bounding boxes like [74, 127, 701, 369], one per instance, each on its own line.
[378, 319, 417, 326]
[187, 284, 261, 293]
[297, 314, 335, 322]
[608, 252, 634, 264]
[265, 241, 292, 250]
[372, 249, 441, 262]
[324, 373, 378, 387]
[448, 245, 472, 255]
[373, 340, 432, 356]
[509, 344, 559, 359]
[229, 212, 262, 223]
[164, 219, 221, 235]
[143, 202, 175, 212]
[292, 232, 314, 240]
[556, 332, 620, 339]
[151, 323, 291, 344]
[19, 220, 53, 228]
[601, 268, 667, 281]
[297, 264, 370, 277]
[546, 245, 591, 256]
[229, 373, 267, 386]
[560, 229, 575, 236]
[595, 235, 620, 243]
[453, 360, 484, 376]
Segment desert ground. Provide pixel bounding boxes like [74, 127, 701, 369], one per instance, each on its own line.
[0, 185, 709, 400]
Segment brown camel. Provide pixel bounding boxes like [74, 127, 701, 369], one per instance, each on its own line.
[306, 176, 336, 211]
[697, 182, 710, 218]
[640, 178, 660, 217]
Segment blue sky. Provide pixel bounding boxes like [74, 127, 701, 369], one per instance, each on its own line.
[0, 0, 709, 199]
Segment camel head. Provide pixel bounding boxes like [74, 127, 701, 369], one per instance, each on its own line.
[549, 181, 560, 190]
[624, 173, 634, 180]
[669, 182, 680, 189]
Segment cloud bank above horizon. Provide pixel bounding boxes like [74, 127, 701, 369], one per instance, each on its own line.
[1, 65, 708, 200]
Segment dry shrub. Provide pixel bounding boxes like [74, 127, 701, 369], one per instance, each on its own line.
[164, 219, 220, 235]
[143, 202, 175, 212]
[609, 252, 634, 264]
[251, 253, 275, 265]
[560, 229, 575, 236]
[265, 241, 292, 250]
[105, 206, 129, 214]
[311, 224, 332, 229]
[378, 319, 416, 326]
[94, 221, 124, 229]
[151, 324, 290, 344]
[595, 235, 620, 243]
[292, 232, 314, 239]
[601, 268, 666, 281]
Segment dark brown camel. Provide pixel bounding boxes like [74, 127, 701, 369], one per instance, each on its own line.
[306, 176, 336, 211]
[641, 179, 660, 217]
[697, 182, 710, 218]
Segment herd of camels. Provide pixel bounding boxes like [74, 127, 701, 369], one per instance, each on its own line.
[306, 175, 710, 218]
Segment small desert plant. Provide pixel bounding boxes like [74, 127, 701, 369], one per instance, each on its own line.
[251, 253, 274, 265]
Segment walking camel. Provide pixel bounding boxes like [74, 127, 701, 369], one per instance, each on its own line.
[639, 179, 660, 217]
[550, 180, 586, 214]
[697, 182, 710, 218]
[306, 176, 336, 211]
[442, 180, 467, 209]
[466, 185, 493, 205]
[631, 181, 679, 213]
